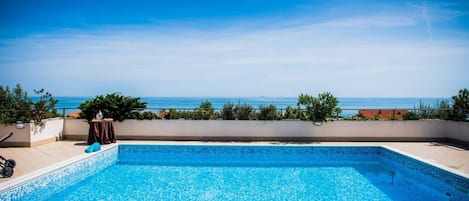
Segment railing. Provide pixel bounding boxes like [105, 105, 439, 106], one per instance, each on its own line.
[1, 107, 464, 121]
[57, 107, 458, 120]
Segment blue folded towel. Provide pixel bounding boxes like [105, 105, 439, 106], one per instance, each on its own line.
[85, 142, 101, 153]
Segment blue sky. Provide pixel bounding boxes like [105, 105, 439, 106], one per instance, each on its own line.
[1, 0, 468, 97]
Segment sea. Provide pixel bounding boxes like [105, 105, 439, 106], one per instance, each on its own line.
[54, 97, 450, 117]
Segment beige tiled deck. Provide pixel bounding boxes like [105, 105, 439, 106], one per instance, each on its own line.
[0, 141, 468, 185]
[0, 141, 87, 182]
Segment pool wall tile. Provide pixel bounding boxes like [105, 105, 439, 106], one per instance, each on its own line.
[0, 146, 118, 201]
[118, 145, 381, 166]
[378, 147, 469, 201]
[118, 145, 469, 200]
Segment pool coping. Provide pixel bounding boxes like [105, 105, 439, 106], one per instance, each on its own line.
[1, 143, 468, 194]
[379, 145, 469, 180]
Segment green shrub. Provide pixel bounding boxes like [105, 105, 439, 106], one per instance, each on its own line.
[165, 108, 180, 119]
[31, 89, 59, 124]
[0, 84, 58, 124]
[79, 93, 147, 122]
[333, 107, 343, 118]
[436, 100, 451, 120]
[408, 89, 469, 121]
[403, 111, 419, 120]
[452, 88, 469, 121]
[194, 100, 215, 120]
[140, 111, 156, 120]
[415, 100, 452, 120]
[297, 92, 340, 122]
[283, 106, 299, 119]
[353, 112, 367, 120]
[372, 114, 382, 120]
[234, 103, 254, 120]
[416, 100, 437, 119]
[258, 104, 277, 120]
[0, 84, 31, 123]
[222, 102, 235, 120]
[388, 113, 398, 121]
[181, 110, 195, 119]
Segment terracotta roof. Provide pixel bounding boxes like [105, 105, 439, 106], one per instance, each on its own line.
[358, 109, 408, 120]
[66, 112, 80, 118]
[157, 111, 167, 119]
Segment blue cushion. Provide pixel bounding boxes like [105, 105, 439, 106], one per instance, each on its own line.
[85, 142, 101, 153]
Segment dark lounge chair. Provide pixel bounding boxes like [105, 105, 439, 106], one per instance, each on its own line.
[0, 132, 16, 178]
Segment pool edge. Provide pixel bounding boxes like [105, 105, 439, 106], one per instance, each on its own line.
[380, 145, 469, 180]
[0, 143, 119, 194]
[1, 143, 468, 200]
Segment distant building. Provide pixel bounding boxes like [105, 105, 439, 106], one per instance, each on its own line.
[66, 112, 80, 118]
[358, 109, 408, 120]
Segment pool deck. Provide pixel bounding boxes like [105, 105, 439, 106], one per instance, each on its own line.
[1, 141, 468, 184]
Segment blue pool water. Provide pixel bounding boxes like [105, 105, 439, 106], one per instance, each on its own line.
[48, 164, 441, 201]
[2, 145, 468, 201]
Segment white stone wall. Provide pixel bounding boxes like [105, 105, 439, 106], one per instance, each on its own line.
[444, 121, 469, 143]
[2, 118, 467, 147]
[63, 118, 88, 137]
[0, 123, 31, 144]
[0, 118, 63, 146]
[63, 119, 468, 143]
[30, 118, 63, 142]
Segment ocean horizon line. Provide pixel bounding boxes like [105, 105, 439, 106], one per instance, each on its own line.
[51, 96, 453, 117]
[41, 96, 451, 99]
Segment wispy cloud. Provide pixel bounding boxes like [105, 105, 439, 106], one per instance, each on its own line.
[408, 2, 433, 36]
[322, 15, 416, 28]
[1, 5, 468, 97]
[407, 1, 468, 36]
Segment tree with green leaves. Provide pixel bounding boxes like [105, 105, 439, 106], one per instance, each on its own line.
[79, 93, 147, 122]
[1, 84, 58, 124]
[31, 88, 59, 124]
[283, 106, 298, 119]
[258, 104, 278, 120]
[234, 103, 254, 120]
[139, 111, 157, 120]
[452, 88, 469, 121]
[195, 100, 215, 120]
[297, 92, 340, 122]
[0, 84, 31, 123]
[222, 102, 235, 120]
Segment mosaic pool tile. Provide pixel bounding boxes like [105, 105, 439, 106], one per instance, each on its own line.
[118, 145, 381, 166]
[0, 146, 118, 201]
[378, 147, 469, 200]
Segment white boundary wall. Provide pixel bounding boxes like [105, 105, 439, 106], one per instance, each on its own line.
[445, 121, 469, 143]
[63, 119, 469, 143]
[0, 118, 63, 147]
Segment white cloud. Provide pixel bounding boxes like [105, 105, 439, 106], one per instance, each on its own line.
[1, 11, 468, 97]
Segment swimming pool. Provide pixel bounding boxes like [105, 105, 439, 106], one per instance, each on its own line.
[1, 144, 468, 201]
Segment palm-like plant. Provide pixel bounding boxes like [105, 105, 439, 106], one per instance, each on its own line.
[79, 93, 147, 122]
